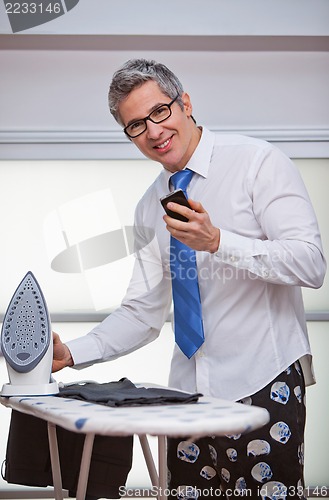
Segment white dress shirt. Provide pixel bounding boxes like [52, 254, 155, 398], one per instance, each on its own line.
[67, 128, 326, 401]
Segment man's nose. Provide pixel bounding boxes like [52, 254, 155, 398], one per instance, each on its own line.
[146, 119, 163, 139]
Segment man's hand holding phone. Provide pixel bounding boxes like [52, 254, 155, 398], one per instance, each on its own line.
[160, 190, 220, 253]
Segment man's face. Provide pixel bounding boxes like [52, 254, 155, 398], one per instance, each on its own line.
[118, 80, 200, 172]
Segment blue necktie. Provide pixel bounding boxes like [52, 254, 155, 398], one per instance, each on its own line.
[169, 169, 205, 358]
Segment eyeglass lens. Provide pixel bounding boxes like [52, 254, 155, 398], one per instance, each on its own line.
[126, 105, 170, 138]
[125, 95, 179, 138]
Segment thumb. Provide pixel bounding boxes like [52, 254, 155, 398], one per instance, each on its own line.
[52, 331, 60, 344]
[187, 198, 206, 213]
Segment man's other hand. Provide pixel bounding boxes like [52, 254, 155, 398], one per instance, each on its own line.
[52, 331, 73, 372]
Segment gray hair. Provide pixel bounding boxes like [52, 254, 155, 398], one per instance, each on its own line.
[108, 59, 184, 125]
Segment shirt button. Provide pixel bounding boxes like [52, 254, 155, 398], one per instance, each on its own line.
[230, 255, 238, 263]
[262, 269, 269, 277]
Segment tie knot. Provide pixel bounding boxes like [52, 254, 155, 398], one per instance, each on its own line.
[170, 169, 194, 194]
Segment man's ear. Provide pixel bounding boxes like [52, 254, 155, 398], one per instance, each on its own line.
[182, 92, 193, 117]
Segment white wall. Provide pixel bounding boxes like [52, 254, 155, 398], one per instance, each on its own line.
[1, 49, 328, 133]
[2, 0, 329, 36]
[1, 49, 328, 161]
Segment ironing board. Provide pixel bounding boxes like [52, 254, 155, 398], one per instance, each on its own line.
[0, 394, 269, 500]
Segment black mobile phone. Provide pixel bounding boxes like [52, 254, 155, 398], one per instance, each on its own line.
[160, 189, 191, 222]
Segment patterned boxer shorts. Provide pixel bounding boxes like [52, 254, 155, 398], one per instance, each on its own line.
[167, 361, 306, 499]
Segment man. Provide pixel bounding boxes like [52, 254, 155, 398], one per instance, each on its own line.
[53, 59, 326, 497]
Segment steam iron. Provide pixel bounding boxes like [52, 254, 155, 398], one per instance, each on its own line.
[1, 271, 59, 396]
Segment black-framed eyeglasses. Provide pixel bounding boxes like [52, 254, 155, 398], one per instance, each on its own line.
[124, 94, 179, 139]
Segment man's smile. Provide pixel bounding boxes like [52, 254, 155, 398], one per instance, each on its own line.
[154, 136, 172, 151]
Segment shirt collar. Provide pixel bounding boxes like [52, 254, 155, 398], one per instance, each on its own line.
[186, 126, 214, 178]
[162, 126, 215, 185]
